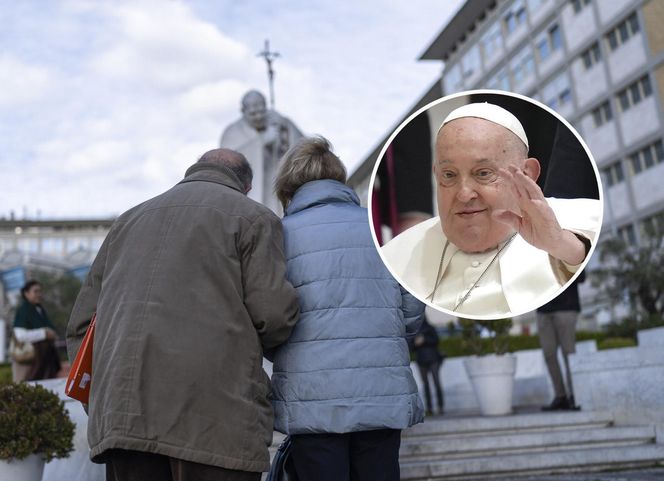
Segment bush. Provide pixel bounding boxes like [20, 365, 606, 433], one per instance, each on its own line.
[598, 337, 637, 350]
[603, 316, 664, 340]
[440, 332, 614, 358]
[0, 383, 75, 461]
[458, 318, 513, 356]
[0, 363, 11, 385]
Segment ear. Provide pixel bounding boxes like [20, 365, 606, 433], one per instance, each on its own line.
[523, 157, 541, 182]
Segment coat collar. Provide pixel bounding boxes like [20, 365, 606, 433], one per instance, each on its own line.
[285, 180, 360, 216]
[179, 162, 245, 193]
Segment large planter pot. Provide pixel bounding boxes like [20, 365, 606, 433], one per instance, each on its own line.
[0, 454, 45, 481]
[464, 353, 517, 416]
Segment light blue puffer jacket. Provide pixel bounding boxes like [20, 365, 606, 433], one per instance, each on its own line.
[271, 179, 425, 435]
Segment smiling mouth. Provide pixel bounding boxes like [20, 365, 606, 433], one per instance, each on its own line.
[456, 209, 486, 217]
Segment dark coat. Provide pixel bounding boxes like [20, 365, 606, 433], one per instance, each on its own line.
[13, 300, 54, 330]
[66, 162, 300, 472]
[412, 319, 443, 366]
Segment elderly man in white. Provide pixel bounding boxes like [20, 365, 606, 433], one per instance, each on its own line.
[220, 90, 302, 214]
[381, 102, 601, 318]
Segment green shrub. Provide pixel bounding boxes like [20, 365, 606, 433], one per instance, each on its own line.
[0, 363, 11, 385]
[458, 318, 513, 355]
[0, 383, 75, 461]
[598, 337, 637, 350]
[603, 316, 664, 340]
[440, 332, 619, 358]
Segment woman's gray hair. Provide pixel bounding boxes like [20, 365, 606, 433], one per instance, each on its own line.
[274, 135, 347, 209]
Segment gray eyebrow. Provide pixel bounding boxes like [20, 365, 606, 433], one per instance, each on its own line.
[437, 158, 493, 165]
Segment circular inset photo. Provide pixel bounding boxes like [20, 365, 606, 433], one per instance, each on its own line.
[370, 90, 603, 320]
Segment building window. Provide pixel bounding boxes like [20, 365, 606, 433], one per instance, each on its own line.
[591, 101, 613, 127]
[504, 0, 527, 35]
[606, 12, 640, 51]
[41, 237, 64, 255]
[640, 211, 664, 238]
[571, 0, 591, 14]
[510, 45, 535, 85]
[617, 76, 652, 112]
[542, 73, 572, 110]
[461, 45, 481, 80]
[488, 67, 511, 91]
[536, 24, 562, 61]
[617, 224, 636, 244]
[580, 42, 601, 69]
[628, 139, 664, 175]
[481, 22, 503, 61]
[444, 64, 463, 94]
[603, 161, 624, 187]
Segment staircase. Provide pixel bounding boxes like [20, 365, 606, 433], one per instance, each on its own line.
[399, 410, 664, 480]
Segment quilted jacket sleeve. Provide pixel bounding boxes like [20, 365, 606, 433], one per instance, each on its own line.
[400, 285, 424, 338]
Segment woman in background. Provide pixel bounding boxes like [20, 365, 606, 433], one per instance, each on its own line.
[12, 280, 60, 381]
[271, 136, 424, 481]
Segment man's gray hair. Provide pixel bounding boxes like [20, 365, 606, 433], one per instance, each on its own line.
[274, 136, 347, 209]
[198, 148, 253, 193]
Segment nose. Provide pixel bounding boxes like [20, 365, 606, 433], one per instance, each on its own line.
[455, 179, 478, 203]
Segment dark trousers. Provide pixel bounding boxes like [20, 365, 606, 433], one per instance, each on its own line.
[418, 360, 443, 413]
[105, 449, 261, 481]
[27, 340, 61, 381]
[290, 429, 401, 481]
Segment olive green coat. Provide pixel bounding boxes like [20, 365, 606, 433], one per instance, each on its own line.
[66, 162, 299, 472]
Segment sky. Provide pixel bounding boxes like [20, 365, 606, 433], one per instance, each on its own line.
[0, 0, 464, 219]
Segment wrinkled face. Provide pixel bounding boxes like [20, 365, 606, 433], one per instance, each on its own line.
[434, 117, 534, 253]
[242, 94, 267, 130]
[24, 284, 43, 305]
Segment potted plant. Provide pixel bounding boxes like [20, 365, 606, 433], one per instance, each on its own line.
[460, 318, 517, 416]
[0, 382, 75, 481]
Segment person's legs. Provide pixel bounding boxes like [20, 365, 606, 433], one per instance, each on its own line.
[169, 457, 260, 481]
[430, 360, 444, 413]
[538, 312, 574, 410]
[349, 429, 401, 481]
[417, 363, 433, 413]
[554, 310, 579, 407]
[290, 432, 350, 481]
[105, 449, 173, 481]
[537, 313, 566, 399]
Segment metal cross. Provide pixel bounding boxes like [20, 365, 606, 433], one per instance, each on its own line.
[257, 39, 280, 110]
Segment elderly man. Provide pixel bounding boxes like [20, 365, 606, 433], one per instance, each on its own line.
[67, 148, 299, 481]
[220, 90, 302, 214]
[382, 103, 601, 317]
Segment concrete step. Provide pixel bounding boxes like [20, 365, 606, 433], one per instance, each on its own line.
[400, 444, 664, 480]
[400, 425, 656, 461]
[404, 411, 614, 440]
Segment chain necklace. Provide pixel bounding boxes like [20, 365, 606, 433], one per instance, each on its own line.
[426, 233, 518, 312]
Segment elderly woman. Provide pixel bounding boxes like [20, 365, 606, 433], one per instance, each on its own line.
[12, 279, 60, 381]
[271, 136, 424, 481]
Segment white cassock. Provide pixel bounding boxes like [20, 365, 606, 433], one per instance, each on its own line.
[381, 198, 602, 318]
[220, 111, 302, 214]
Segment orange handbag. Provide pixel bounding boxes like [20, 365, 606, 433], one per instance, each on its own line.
[65, 313, 96, 404]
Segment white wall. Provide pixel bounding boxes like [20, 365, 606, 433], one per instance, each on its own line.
[632, 161, 664, 211]
[606, 182, 632, 220]
[571, 59, 608, 109]
[561, 2, 597, 51]
[537, 48, 565, 78]
[607, 34, 647, 85]
[619, 96, 660, 147]
[597, 0, 636, 25]
[581, 116, 620, 163]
